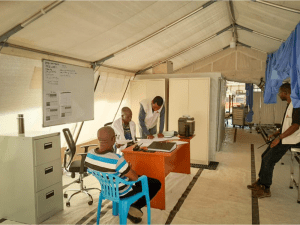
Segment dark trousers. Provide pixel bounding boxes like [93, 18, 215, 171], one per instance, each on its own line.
[120, 177, 161, 210]
[258, 142, 292, 187]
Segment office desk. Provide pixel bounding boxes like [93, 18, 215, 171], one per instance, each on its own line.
[122, 136, 193, 210]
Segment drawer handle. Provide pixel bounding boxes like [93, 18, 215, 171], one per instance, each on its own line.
[45, 166, 53, 174]
[46, 190, 54, 199]
[44, 142, 52, 149]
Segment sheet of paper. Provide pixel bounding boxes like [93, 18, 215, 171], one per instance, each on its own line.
[137, 136, 182, 147]
[170, 141, 189, 145]
[166, 136, 180, 140]
[60, 92, 72, 118]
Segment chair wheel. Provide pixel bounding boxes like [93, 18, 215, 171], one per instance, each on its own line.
[66, 202, 70, 207]
[64, 193, 68, 198]
[88, 201, 93, 205]
[290, 186, 293, 189]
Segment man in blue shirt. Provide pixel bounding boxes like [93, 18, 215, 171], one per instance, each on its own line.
[85, 126, 161, 223]
[139, 96, 165, 139]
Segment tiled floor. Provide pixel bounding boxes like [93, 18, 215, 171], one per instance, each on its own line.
[2, 127, 300, 224]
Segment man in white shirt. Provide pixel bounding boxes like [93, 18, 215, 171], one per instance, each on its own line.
[139, 96, 165, 139]
[112, 107, 136, 155]
[247, 83, 300, 198]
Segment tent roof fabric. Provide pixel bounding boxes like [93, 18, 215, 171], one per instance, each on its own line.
[1, 1, 300, 74]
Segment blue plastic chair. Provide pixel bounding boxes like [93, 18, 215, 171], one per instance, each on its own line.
[88, 169, 151, 225]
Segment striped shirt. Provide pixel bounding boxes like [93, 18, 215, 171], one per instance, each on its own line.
[85, 148, 132, 196]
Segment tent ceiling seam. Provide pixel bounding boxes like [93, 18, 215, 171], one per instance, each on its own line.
[93, 0, 216, 65]
[0, 1, 64, 43]
[135, 24, 233, 75]
[1, 42, 134, 74]
[172, 46, 230, 73]
[228, 0, 238, 42]
[255, 0, 300, 14]
[236, 24, 284, 42]
[237, 41, 268, 54]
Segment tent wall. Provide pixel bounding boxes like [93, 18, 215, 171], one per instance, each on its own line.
[0, 54, 134, 149]
[252, 92, 287, 125]
[174, 46, 267, 85]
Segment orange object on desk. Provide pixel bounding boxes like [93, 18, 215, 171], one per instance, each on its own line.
[122, 136, 194, 210]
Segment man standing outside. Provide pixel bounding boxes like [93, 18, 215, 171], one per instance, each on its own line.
[247, 83, 300, 198]
[139, 96, 165, 139]
[112, 107, 136, 155]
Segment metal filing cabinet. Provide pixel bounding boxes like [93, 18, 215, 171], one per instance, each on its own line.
[0, 132, 63, 224]
[232, 107, 248, 127]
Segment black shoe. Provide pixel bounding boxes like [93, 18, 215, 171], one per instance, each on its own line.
[127, 213, 142, 224]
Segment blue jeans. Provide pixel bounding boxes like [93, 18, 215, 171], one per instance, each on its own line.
[258, 142, 292, 187]
[139, 125, 157, 139]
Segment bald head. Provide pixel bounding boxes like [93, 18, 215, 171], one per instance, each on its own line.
[121, 107, 132, 124]
[97, 126, 115, 151]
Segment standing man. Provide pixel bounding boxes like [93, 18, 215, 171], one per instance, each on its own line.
[139, 96, 165, 139]
[247, 83, 300, 198]
[85, 127, 161, 224]
[112, 107, 136, 155]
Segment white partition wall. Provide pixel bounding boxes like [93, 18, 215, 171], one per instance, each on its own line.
[252, 92, 287, 125]
[129, 79, 166, 136]
[169, 78, 210, 165]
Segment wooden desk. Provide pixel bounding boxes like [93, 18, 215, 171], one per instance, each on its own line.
[122, 136, 193, 210]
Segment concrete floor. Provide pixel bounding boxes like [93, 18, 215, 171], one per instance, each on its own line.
[2, 127, 300, 224]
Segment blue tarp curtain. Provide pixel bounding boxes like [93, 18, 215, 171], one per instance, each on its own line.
[264, 22, 300, 107]
[245, 83, 253, 123]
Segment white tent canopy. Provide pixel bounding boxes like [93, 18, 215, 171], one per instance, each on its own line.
[1, 1, 300, 73]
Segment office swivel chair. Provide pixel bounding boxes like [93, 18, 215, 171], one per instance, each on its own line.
[63, 128, 100, 207]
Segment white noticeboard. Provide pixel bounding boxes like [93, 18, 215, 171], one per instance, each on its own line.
[42, 60, 94, 127]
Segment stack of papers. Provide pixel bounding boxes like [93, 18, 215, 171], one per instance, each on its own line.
[137, 137, 187, 148]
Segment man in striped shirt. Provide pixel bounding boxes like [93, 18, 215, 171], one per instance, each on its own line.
[85, 126, 161, 223]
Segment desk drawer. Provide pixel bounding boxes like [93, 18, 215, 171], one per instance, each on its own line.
[34, 136, 60, 166]
[36, 182, 63, 220]
[35, 160, 62, 192]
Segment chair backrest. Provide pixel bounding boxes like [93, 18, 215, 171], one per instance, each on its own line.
[63, 128, 76, 169]
[88, 169, 125, 202]
[104, 122, 113, 127]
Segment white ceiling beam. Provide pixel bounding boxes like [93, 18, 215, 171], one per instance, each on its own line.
[255, 0, 300, 14]
[172, 46, 229, 73]
[236, 24, 284, 43]
[237, 41, 268, 54]
[0, 1, 64, 43]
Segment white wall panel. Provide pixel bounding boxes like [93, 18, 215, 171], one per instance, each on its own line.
[253, 92, 261, 124]
[189, 78, 210, 165]
[169, 79, 189, 131]
[274, 95, 288, 124]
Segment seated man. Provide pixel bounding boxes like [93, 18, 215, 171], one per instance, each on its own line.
[139, 96, 165, 139]
[85, 126, 161, 224]
[112, 107, 136, 155]
[247, 83, 300, 198]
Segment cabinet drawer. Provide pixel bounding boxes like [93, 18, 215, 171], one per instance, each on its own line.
[35, 160, 62, 192]
[36, 182, 63, 221]
[34, 136, 60, 166]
